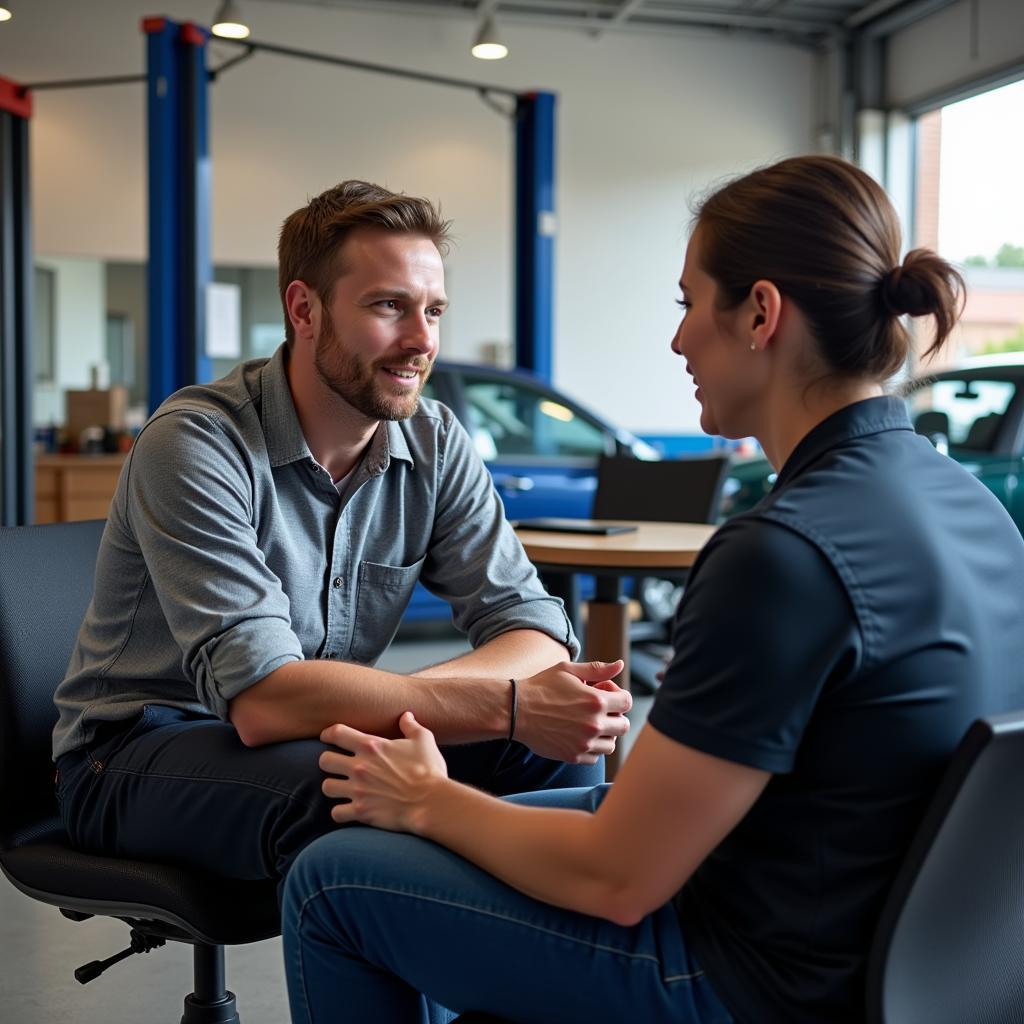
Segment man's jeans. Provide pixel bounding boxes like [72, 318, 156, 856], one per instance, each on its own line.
[282, 785, 735, 1024]
[55, 705, 603, 881]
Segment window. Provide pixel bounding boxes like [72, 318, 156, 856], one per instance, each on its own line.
[913, 80, 1024, 364]
[908, 378, 1016, 452]
[461, 375, 610, 460]
[33, 266, 55, 383]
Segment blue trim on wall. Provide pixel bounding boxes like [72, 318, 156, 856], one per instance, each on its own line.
[514, 91, 556, 383]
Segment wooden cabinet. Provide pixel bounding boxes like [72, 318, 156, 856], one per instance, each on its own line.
[35, 454, 127, 524]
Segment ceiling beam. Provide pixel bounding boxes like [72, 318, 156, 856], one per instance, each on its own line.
[264, 0, 837, 46]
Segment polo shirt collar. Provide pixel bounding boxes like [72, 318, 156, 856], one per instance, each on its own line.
[259, 343, 415, 472]
[776, 394, 911, 488]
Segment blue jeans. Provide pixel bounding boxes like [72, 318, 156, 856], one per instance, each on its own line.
[282, 786, 734, 1024]
[56, 705, 602, 880]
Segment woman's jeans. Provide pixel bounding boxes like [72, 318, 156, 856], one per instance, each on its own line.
[282, 785, 734, 1024]
[55, 705, 603, 880]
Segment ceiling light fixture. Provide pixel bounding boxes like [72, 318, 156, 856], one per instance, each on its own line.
[211, 0, 250, 39]
[0, 7, 13, 22]
[471, 17, 507, 60]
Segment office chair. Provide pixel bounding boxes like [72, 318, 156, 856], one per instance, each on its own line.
[865, 711, 1024, 1024]
[455, 712, 1024, 1024]
[0, 520, 280, 1024]
[592, 453, 731, 689]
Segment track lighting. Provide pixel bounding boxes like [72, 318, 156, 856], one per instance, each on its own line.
[211, 0, 250, 40]
[471, 17, 507, 60]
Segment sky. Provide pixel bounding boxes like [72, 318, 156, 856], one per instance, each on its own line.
[938, 78, 1024, 264]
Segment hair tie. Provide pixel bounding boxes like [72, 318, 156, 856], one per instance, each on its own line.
[880, 264, 905, 317]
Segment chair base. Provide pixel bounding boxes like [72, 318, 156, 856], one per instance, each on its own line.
[181, 991, 239, 1024]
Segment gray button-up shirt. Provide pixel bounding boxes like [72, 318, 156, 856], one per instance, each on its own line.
[53, 346, 578, 759]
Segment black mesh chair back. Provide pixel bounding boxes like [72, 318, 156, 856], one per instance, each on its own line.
[0, 521, 279, 1022]
[592, 453, 731, 525]
[0, 519, 104, 841]
[866, 712, 1024, 1024]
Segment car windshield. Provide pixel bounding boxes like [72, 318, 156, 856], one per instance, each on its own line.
[907, 377, 1017, 452]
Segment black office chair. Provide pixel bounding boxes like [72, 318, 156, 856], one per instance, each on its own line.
[865, 711, 1024, 1024]
[593, 453, 731, 689]
[593, 453, 732, 526]
[0, 520, 280, 1024]
[454, 712, 1024, 1024]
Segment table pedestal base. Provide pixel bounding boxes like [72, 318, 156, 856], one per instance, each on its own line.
[584, 591, 631, 780]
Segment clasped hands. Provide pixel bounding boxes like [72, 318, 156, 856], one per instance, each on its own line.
[319, 659, 628, 833]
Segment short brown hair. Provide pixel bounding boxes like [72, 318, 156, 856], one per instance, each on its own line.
[694, 155, 965, 379]
[278, 180, 451, 346]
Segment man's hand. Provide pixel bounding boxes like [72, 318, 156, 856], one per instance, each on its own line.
[320, 713, 449, 833]
[514, 660, 631, 765]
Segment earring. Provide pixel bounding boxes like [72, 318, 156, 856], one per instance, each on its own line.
[750, 341, 757, 351]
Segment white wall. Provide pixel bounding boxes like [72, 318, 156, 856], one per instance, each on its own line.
[33, 257, 106, 426]
[4, 0, 817, 435]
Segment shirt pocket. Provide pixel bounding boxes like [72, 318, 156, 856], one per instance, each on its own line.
[349, 556, 427, 664]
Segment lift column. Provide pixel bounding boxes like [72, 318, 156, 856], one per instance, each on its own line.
[0, 77, 33, 527]
[514, 90, 556, 384]
[143, 17, 212, 412]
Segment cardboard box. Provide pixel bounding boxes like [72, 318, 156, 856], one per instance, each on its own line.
[65, 386, 128, 443]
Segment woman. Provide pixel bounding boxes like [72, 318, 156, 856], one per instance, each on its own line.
[280, 155, 1024, 1024]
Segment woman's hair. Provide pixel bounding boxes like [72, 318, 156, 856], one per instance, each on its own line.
[693, 155, 965, 379]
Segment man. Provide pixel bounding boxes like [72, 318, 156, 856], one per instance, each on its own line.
[52, 181, 630, 882]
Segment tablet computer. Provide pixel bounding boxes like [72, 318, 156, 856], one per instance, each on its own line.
[511, 518, 637, 536]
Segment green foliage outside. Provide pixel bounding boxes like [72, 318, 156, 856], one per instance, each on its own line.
[979, 325, 1024, 355]
[965, 243, 1024, 268]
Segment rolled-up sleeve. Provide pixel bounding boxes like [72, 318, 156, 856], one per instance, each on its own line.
[125, 409, 303, 719]
[420, 414, 580, 658]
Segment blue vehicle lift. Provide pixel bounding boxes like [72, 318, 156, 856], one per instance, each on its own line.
[143, 26, 557, 396]
[143, 18, 213, 410]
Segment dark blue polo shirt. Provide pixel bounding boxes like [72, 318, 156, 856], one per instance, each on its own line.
[649, 396, 1024, 1024]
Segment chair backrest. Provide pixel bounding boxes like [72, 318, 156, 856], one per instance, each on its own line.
[592, 454, 731, 525]
[912, 409, 950, 439]
[865, 712, 1024, 1024]
[0, 520, 105, 833]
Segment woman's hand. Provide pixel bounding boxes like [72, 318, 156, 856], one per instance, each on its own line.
[319, 711, 449, 834]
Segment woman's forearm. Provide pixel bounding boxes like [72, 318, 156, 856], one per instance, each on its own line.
[414, 777, 638, 925]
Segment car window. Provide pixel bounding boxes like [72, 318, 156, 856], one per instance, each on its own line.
[907, 379, 1016, 452]
[461, 375, 611, 461]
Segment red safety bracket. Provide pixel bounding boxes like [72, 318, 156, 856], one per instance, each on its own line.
[179, 22, 208, 47]
[0, 76, 32, 119]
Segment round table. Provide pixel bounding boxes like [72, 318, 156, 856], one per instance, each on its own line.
[515, 520, 717, 775]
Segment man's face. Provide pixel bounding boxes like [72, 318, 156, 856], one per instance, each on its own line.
[313, 228, 447, 421]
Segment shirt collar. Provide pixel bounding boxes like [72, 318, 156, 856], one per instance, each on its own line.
[259, 343, 415, 472]
[775, 395, 912, 488]
[260, 344, 312, 468]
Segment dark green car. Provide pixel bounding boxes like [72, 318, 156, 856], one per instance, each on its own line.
[720, 355, 1024, 531]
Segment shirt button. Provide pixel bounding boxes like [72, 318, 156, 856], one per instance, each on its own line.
[332, 576, 344, 589]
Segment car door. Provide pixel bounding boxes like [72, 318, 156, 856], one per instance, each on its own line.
[451, 368, 616, 520]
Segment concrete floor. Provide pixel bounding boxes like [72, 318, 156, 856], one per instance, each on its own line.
[1, 632, 656, 1023]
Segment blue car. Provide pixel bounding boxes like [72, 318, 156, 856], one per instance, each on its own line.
[404, 362, 659, 622]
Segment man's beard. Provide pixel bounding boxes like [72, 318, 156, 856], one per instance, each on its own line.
[313, 309, 431, 422]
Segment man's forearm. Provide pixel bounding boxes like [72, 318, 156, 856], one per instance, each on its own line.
[412, 629, 570, 680]
[229, 659, 510, 747]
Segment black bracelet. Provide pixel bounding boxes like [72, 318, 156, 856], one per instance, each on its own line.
[508, 678, 518, 742]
